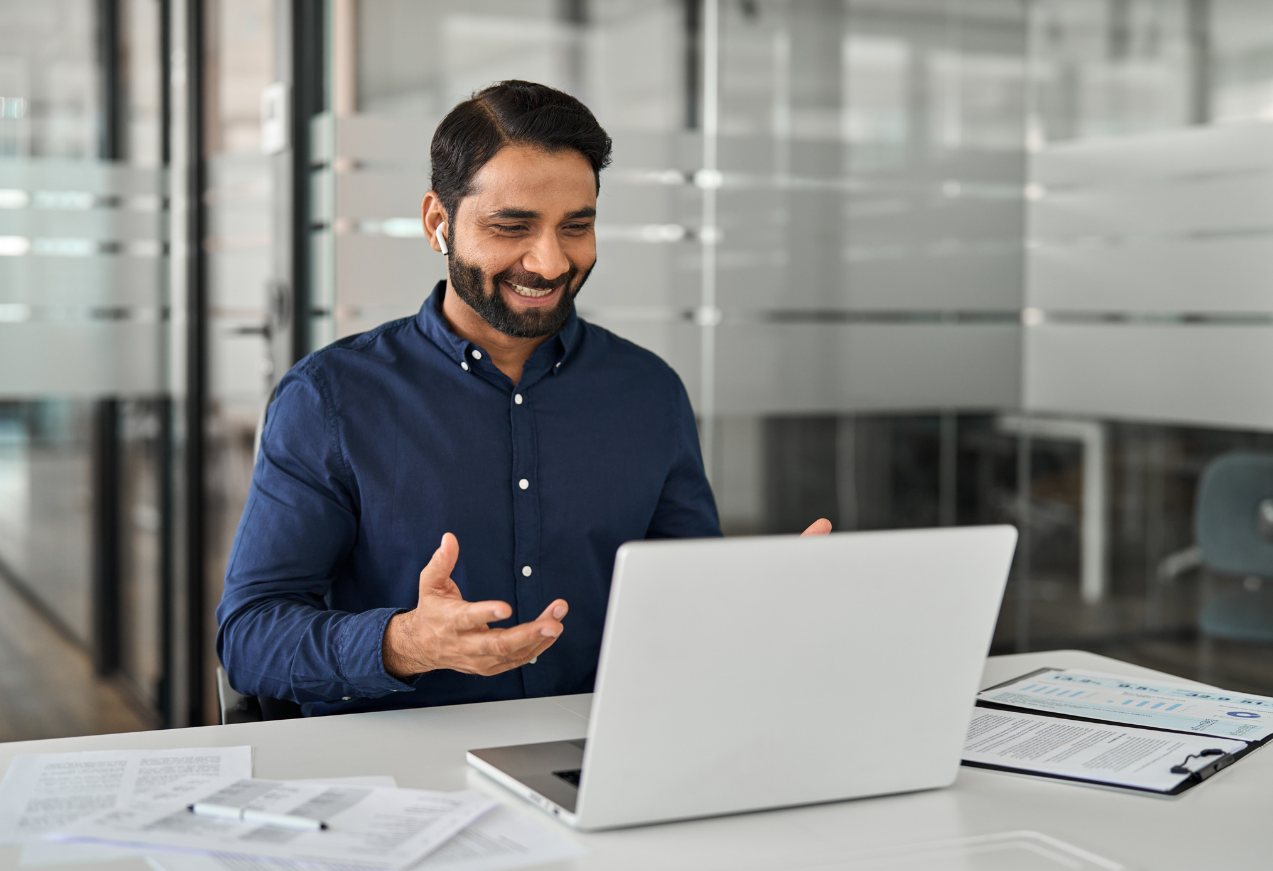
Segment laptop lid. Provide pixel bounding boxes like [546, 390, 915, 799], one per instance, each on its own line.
[573, 525, 1017, 830]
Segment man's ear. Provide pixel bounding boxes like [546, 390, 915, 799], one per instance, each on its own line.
[421, 192, 449, 255]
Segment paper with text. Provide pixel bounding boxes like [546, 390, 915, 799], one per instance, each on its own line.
[20, 776, 396, 867]
[142, 806, 587, 871]
[963, 708, 1247, 792]
[56, 777, 497, 870]
[979, 668, 1273, 742]
[0, 746, 252, 846]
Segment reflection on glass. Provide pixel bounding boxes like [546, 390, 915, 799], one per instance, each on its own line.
[0, 0, 166, 739]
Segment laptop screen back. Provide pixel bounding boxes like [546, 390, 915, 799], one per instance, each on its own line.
[574, 525, 1017, 830]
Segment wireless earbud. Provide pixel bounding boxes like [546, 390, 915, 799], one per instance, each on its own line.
[434, 223, 449, 256]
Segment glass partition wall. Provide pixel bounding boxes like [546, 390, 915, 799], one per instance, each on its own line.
[198, 0, 278, 725]
[0, 0, 168, 739]
[330, 0, 1273, 695]
[1016, 0, 1273, 685]
[0, 0, 285, 734]
[5, 0, 1273, 741]
[325, 0, 1028, 619]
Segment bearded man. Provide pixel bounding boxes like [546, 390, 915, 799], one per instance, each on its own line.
[217, 80, 827, 715]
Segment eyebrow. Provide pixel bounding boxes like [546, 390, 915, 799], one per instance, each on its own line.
[487, 208, 539, 220]
[484, 206, 597, 221]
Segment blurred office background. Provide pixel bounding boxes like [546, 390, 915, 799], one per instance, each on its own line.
[3, 0, 1273, 739]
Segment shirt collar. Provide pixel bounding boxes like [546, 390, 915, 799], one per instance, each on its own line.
[415, 280, 583, 372]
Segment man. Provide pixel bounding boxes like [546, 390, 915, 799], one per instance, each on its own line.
[218, 80, 828, 716]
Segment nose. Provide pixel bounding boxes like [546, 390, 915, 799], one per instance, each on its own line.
[522, 229, 570, 283]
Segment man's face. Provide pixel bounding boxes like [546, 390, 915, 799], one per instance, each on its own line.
[447, 145, 598, 339]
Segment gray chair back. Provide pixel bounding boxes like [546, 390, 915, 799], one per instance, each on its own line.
[1195, 451, 1273, 579]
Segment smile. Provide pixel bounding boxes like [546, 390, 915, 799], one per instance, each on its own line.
[507, 282, 559, 299]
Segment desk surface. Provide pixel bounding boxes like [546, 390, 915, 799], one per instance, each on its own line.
[1, 651, 1266, 871]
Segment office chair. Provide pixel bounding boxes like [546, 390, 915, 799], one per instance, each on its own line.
[1160, 452, 1273, 682]
[216, 665, 262, 724]
[216, 667, 303, 724]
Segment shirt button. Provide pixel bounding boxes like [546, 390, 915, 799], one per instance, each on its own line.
[514, 394, 523, 405]
[461, 361, 469, 371]
[471, 349, 482, 360]
[518, 478, 529, 490]
[555, 362, 561, 369]
[522, 565, 533, 577]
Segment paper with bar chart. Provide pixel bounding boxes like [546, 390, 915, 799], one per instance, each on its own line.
[978, 669, 1273, 742]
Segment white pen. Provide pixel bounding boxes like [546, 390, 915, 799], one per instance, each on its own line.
[187, 802, 328, 831]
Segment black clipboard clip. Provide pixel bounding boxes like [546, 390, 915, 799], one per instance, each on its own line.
[1170, 748, 1233, 780]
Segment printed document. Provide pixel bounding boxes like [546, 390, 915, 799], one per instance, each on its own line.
[143, 806, 587, 871]
[0, 746, 253, 846]
[20, 776, 396, 867]
[963, 708, 1247, 792]
[55, 777, 497, 870]
[979, 668, 1273, 742]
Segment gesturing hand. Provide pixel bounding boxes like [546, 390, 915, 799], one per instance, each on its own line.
[382, 533, 568, 679]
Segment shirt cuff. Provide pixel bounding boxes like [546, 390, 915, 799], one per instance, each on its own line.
[334, 607, 418, 697]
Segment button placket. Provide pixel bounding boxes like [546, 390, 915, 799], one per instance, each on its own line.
[508, 387, 544, 695]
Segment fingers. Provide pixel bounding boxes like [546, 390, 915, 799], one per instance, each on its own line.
[522, 630, 562, 664]
[461, 627, 550, 675]
[467, 616, 562, 657]
[801, 517, 832, 537]
[450, 599, 512, 632]
[457, 602, 568, 674]
[417, 533, 462, 599]
[538, 598, 569, 623]
[444, 594, 557, 633]
[518, 600, 568, 662]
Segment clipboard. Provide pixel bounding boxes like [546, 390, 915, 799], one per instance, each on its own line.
[963, 667, 1270, 796]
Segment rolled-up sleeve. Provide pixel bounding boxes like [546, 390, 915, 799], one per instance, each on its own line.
[216, 362, 414, 704]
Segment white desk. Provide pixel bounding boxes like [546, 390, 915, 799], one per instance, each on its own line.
[1, 651, 1266, 870]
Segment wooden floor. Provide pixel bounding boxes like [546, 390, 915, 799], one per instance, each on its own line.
[0, 575, 153, 743]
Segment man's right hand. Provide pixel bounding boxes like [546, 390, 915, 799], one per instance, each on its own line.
[382, 533, 568, 679]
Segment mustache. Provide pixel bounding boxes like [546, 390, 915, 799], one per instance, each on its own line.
[493, 266, 575, 291]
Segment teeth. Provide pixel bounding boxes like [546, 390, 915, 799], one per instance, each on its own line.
[508, 283, 556, 298]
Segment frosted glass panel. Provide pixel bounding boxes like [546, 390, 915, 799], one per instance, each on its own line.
[1024, 324, 1273, 430]
[715, 323, 1021, 416]
[0, 158, 164, 397]
[0, 322, 162, 397]
[1028, 237, 1273, 314]
[1025, 123, 1273, 425]
[326, 0, 1029, 416]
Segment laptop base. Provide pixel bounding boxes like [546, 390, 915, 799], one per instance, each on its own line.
[467, 739, 585, 827]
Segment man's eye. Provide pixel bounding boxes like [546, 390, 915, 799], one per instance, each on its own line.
[564, 223, 593, 232]
[493, 224, 527, 233]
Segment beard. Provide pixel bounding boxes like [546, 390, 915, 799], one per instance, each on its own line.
[447, 248, 593, 340]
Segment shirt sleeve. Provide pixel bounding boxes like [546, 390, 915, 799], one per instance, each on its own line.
[645, 368, 723, 540]
[216, 361, 416, 704]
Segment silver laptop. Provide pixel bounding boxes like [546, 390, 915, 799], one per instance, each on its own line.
[468, 525, 1017, 830]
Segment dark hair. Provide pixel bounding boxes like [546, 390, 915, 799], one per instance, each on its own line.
[430, 80, 613, 226]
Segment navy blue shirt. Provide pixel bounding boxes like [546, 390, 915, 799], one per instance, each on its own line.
[217, 282, 720, 716]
